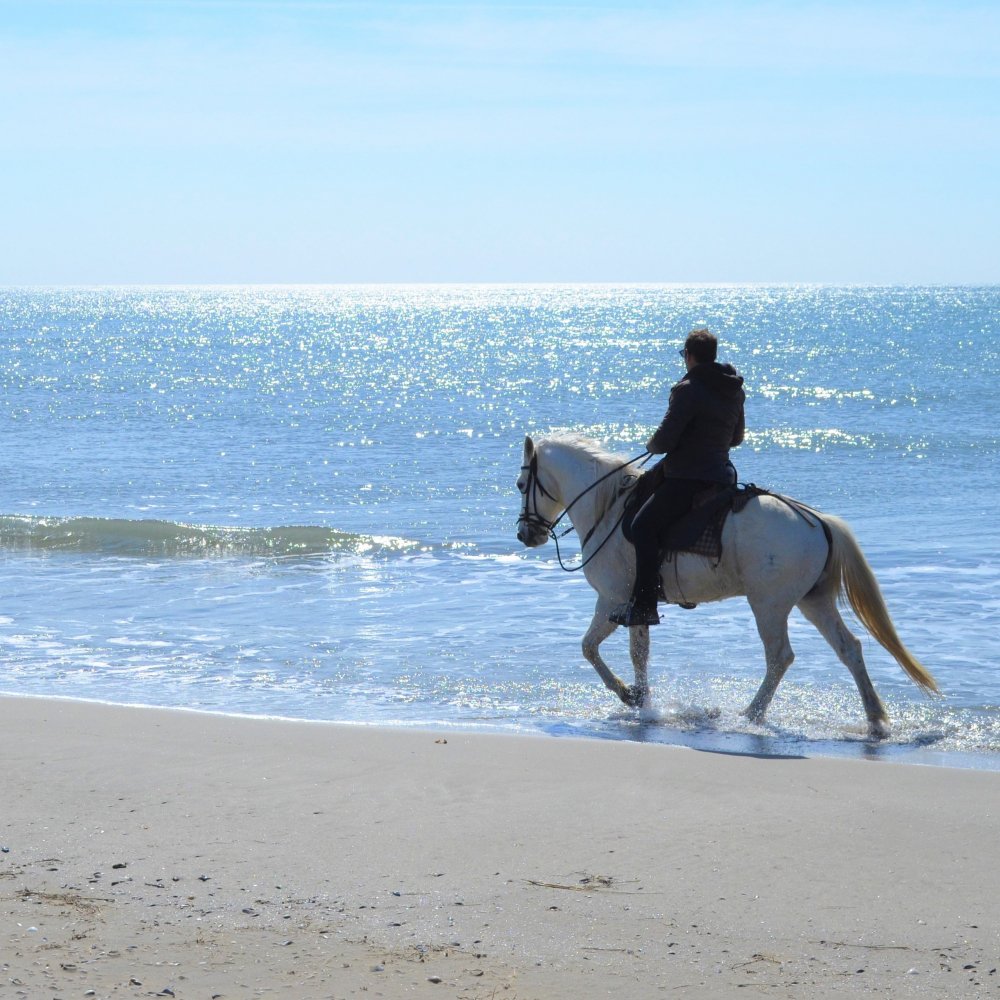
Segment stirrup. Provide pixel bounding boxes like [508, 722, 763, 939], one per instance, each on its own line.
[609, 601, 660, 627]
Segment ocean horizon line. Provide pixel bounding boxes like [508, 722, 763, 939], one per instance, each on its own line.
[3, 280, 998, 291]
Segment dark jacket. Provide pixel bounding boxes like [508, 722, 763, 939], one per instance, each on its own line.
[646, 362, 746, 483]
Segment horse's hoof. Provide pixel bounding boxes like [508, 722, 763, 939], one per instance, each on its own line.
[621, 684, 646, 709]
[867, 719, 891, 741]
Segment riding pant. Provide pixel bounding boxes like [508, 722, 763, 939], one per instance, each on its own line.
[628, 477, 714, 605]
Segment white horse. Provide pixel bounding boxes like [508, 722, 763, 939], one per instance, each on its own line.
[515, 433, 937, 738]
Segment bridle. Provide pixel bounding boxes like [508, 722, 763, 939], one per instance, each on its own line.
[518, 449, 652, 571]
[516, 452, 560, 536]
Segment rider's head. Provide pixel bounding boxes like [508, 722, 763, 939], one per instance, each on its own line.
[683, 327, 717, 364]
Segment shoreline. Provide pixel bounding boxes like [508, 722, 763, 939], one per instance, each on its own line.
[3, 695, 999, 998]
[3, 688, 999, 774]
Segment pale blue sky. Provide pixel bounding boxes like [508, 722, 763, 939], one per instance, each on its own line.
[1, 1, 997, 283]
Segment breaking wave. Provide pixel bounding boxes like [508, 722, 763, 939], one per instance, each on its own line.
[0, 514, 423, 559]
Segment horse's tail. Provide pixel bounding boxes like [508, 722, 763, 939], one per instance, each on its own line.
[817, 513, 939, 695]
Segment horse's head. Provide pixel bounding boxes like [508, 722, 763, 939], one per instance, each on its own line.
[516, 435, 564, 547]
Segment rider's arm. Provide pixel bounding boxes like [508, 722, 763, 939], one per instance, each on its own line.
[645, 382, 694, 455]
[731, 400, 745, 447]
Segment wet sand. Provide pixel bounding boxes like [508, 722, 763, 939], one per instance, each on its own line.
[2, 696, 998, 998]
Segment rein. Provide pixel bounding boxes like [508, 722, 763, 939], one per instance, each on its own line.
[519, 450, 652, 572]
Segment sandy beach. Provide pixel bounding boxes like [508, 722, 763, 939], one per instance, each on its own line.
[2, 697, 998, 999]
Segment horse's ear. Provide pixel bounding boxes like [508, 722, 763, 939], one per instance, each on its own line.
[524, 435, 535, 457]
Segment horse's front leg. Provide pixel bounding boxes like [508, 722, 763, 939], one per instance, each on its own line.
[582, 598, 643, 708]
[628, 624, 651, 708]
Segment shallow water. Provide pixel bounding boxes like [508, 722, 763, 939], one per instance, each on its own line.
[1, 285, 998, 768]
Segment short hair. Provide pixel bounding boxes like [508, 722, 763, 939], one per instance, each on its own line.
[684, 327, 717, 363]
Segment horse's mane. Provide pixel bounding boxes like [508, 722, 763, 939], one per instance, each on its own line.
[537, 432, 643, 521]
[538, 431, 629, 466]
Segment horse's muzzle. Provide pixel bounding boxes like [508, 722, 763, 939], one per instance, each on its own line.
[517, 525, 549, 547]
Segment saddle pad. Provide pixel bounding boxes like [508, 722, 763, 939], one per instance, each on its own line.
[660, 484, 771, 563]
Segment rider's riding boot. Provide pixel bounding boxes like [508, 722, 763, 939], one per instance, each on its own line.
[608, 598, 660, 627]
[610, 531, 664, 627]
[608, 568, 661, 626]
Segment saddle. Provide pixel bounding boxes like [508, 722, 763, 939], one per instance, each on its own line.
[622, 470, 771, 565]
[660, 483, 769, 562]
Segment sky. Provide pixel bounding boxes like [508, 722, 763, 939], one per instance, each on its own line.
[1, 0, 997, 284]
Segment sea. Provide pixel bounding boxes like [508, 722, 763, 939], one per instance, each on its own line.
[1, 285, 998, 769]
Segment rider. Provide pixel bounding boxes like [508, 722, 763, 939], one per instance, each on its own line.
[610, 327, 746, 627]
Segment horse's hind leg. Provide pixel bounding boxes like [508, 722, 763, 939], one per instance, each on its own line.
[744, 601, 796, 724]
[798, 590, 890, 738]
